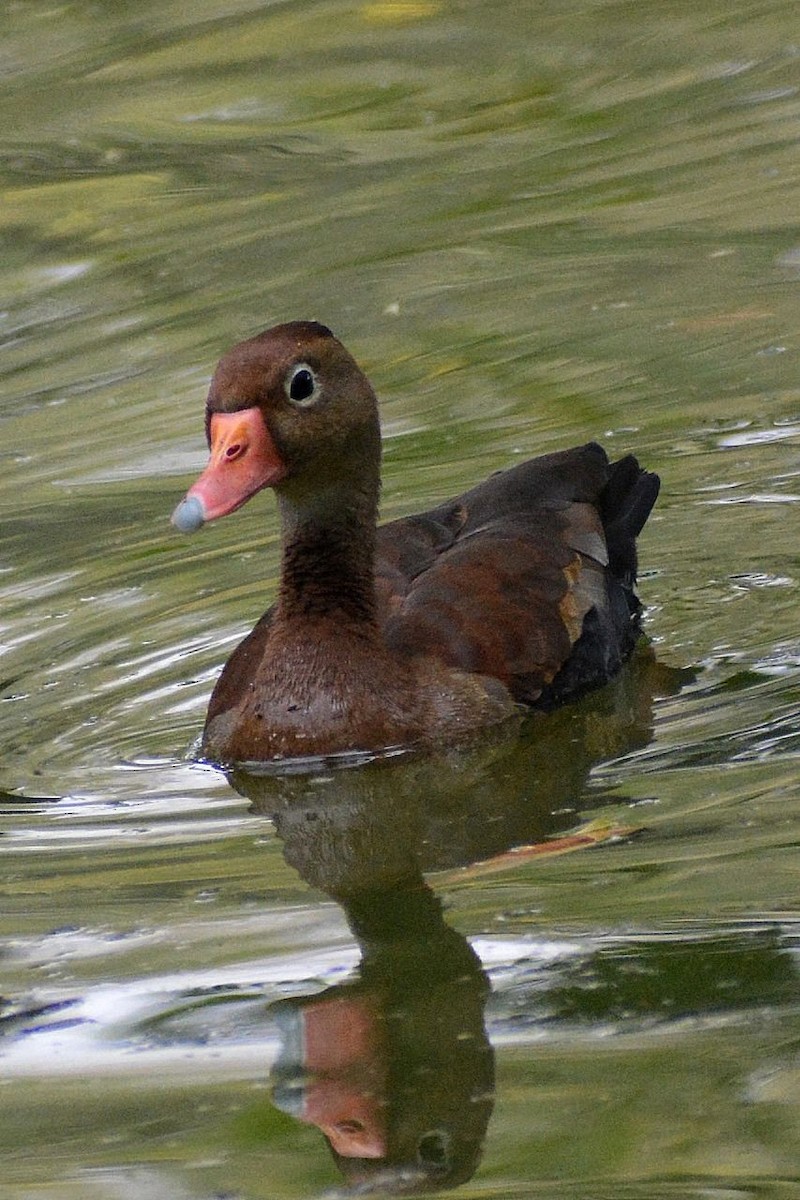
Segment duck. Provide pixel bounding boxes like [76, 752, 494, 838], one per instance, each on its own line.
[172, 320, 660, 764]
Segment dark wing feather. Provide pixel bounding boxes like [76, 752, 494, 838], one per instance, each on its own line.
[376, 442, 659, 706]
[599, 453, 661, 584]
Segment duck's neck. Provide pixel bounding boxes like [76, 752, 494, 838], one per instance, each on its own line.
[275, 481, 379, 626]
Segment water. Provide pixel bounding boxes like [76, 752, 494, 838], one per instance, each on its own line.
[2, 1, 800, 1196]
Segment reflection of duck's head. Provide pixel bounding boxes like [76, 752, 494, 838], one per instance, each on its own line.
[270, 878, 494, 1195]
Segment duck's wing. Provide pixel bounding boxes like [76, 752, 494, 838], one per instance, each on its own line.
[376, 442, 659, 705]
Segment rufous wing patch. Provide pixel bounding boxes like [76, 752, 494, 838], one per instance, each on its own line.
[557, 554, 587, 644]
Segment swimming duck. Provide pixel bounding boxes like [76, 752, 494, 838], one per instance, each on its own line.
[172, 321, 659, 763]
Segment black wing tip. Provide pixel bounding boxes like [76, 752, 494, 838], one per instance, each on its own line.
[601, 456, 660, 584]
[604, 456, 660, 536]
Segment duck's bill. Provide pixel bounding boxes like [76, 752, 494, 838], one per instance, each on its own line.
[172, 407, 286, 532]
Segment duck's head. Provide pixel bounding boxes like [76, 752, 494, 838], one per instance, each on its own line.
[172, 321, 381, 533]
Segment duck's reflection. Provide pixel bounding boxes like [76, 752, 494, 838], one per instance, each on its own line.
[229, 650, 685, 1194]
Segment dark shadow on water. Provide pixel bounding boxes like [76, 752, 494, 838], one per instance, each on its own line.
[225, 648, 689, 1194]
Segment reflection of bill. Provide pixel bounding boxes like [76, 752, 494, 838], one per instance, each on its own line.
[272, 990, 388, 1159]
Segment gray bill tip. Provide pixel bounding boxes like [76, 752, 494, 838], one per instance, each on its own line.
[171, 495, 206, 533]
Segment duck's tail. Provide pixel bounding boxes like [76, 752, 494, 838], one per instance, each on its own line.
[600, 454, 661, 588]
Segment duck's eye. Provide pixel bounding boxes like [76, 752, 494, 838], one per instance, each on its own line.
[285, 364, 318, 406]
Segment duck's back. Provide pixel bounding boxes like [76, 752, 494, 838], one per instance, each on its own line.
[375, 442, 660, 707]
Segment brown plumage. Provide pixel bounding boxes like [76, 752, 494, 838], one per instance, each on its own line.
[172, 321, 660, 763]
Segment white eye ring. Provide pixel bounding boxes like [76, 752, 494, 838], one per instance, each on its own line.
[285, 362, 320, 407]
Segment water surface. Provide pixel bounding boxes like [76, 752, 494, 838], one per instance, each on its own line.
[2, 2, 800, 1196]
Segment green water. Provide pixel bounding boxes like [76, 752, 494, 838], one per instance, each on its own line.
[2, 1, 800, 1196]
